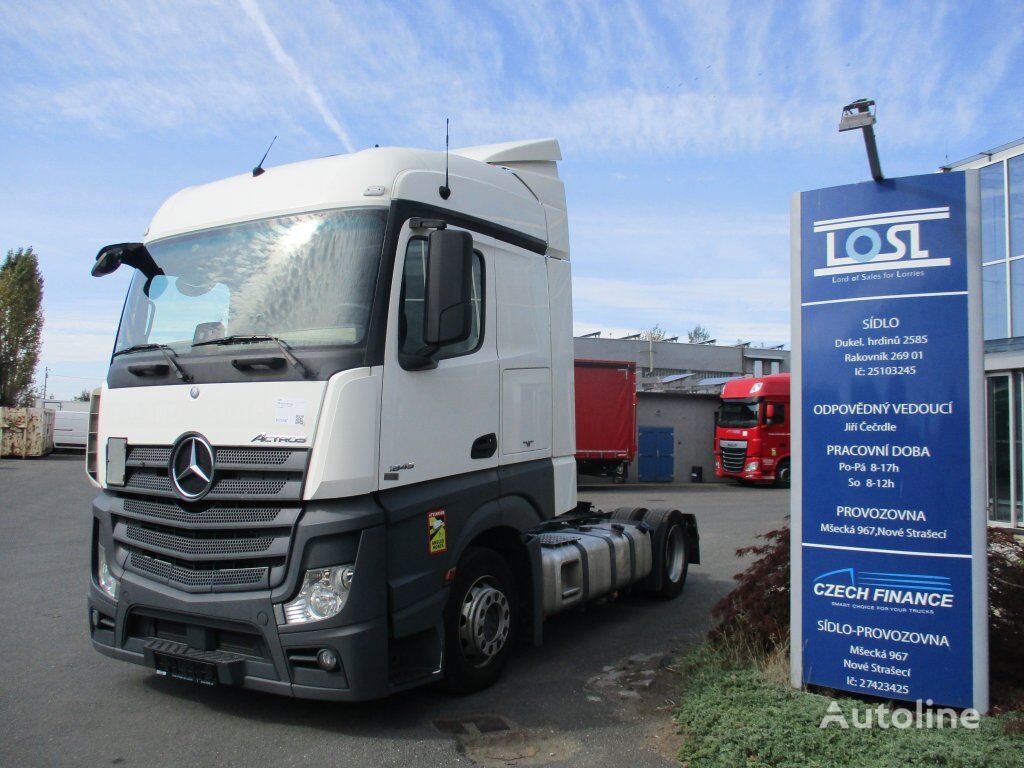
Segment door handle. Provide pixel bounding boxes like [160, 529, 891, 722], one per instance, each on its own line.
[471, 433, 497, 459]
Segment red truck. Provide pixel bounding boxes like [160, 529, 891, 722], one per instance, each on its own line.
[574, 359, 637, 483]
[714, 373, 790, 487]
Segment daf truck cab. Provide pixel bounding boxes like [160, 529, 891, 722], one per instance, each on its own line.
[714, 373, 791, 487]
[86, 139, 700, 700]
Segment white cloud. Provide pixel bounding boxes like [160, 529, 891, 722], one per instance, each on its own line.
[3, 0, 1019, 158]
[237, 0, 355, 152]
[573, 275, 790, 346]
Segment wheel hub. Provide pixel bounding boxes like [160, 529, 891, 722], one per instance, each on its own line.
[459, 576, 511, 666]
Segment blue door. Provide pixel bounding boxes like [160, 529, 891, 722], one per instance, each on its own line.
[638, 426, 674, 482]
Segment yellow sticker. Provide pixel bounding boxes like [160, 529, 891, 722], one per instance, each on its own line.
[428, 510, 447, 554]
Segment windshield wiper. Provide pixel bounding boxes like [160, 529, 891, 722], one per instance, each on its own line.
[113, 343, 193, 382]
[193, 334, 316, 378]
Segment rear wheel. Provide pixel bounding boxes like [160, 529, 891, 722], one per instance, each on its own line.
[775, 459, 791, 489]
[441, 547, 517, 694]
[642, 508, 689, 599]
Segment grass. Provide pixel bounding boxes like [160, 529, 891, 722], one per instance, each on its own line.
[673, 643, 1024, 768]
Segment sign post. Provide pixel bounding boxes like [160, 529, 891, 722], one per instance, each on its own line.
[790, 171, 987, 711]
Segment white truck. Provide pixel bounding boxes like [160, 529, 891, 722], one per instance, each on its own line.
[86, 139, 700, 699]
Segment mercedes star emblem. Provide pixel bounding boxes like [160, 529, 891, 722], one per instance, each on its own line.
[169, 434, 215, 500]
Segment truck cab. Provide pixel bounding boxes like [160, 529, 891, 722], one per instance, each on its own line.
[714, 373, 790, 487]
[85, 139, 698, 701]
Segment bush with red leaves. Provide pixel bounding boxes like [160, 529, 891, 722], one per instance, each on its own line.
[989, 528, 1024, 705]
[708, 524, 790, 654]
[709, 524, 1024, 700]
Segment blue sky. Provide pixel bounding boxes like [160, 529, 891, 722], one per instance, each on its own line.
[1, 0, 1021, 398]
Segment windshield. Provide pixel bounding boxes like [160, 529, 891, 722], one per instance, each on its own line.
[718, 399, 760, 428]
[113, 208, 387, 354]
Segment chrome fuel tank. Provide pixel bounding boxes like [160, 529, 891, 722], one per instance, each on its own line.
[536, 522, 653, 617]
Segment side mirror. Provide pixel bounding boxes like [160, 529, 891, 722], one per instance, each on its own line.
[765, 403, 776, 423]
[92, 242, 163, 280]
[424, 229, 474, 346]
[92, 244, 126, 276]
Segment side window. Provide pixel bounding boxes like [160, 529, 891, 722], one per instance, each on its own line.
[399, 237, 484, 361]
[770, 403, 786, 424]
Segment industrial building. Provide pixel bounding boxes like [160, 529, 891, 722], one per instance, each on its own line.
[942, 136, 1024, 530]
[573, 336, 790, 483]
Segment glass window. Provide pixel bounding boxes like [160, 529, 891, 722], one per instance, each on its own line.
[399, 238, 483, 361]
[988, 376, 1012, 523]
[983, 262, 1008, 339]
[114, 208, 386, 353]
[981, 162, 1006, 263]
[717, 400, 759, 428]
[1010, 155, 1024, 258]
[1012, 259, 1024, 336]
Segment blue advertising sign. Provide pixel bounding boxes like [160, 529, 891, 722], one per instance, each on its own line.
[790, 171, 987, 711]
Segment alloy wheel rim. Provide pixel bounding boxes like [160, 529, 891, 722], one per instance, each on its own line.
[458, 576, 511, 667]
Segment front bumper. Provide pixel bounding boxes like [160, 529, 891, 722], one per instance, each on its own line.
[88, 491, 437, 701]
[88, 578, 392, 700]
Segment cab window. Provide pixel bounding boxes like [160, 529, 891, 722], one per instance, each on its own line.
[399, 237, 484, 360]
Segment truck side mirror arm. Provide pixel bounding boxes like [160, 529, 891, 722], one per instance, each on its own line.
[92, 242, 163, 280]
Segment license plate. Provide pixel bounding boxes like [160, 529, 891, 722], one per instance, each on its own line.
[153, 652, 219, 687]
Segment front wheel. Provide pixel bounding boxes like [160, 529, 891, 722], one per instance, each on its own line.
[774, 459, 791, 489]
[441, 547, 518, 694]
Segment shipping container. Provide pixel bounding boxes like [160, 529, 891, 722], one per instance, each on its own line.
[574, 359, 637, 482]
[0, 407, 54, 458]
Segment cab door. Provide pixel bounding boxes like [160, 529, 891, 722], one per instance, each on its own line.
[762, 400, 790, 471]
[378, 223, 499, 488]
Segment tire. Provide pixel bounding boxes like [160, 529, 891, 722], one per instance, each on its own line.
[610, 507, 647, 522]
[441, 547, 518, 694]
[774, 459, 791, 489]
[641, 508, 689, 599]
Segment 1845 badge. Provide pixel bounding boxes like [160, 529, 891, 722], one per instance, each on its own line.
[427, 510, 447, 554]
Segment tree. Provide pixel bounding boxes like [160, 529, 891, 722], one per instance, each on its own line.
[641, 324, 667, 341]
[0, 247, 44, 407]
[687, 324, 711, 344]
[74, 388, 92, 402]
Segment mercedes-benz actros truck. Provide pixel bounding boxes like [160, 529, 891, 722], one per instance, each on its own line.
[86, 138, 700, 700]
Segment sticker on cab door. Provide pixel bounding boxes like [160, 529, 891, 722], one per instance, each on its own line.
[428, 510, 447, 554]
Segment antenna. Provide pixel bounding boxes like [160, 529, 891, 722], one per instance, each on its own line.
[252, 135, 277, 177]
[438, 118, 451, 200]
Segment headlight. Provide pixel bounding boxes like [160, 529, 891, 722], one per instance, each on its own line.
[280, 565, 354, 625]
[744, 460, 760, 472]
[96, 544, 119, 600]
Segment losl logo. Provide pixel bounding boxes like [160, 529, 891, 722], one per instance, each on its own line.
[813, 206, 950, 277]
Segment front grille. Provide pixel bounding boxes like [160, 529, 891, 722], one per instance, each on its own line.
[113, 442, 308, 593]
[720, 440, 747, 473]
[125, 524, 276, 557]
[129, 551, 270, 590]
[127, 445, 172, 465]
[122, 498, 283, 526]
[215, 448, 291, 465]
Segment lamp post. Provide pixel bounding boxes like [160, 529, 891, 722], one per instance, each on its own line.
[839, 99, 884, 182]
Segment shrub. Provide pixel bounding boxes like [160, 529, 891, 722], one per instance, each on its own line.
[708, 523, 1024, 703]
[988, 528, 1024, 707]
[708, 524, 789, 654]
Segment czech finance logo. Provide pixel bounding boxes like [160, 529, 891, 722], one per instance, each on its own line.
[169, 433, 215, 500]
[812, 567, 954, 608]
[813, 206, 950, 277]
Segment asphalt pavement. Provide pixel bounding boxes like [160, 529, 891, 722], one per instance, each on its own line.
[0, 454, 788, 768]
